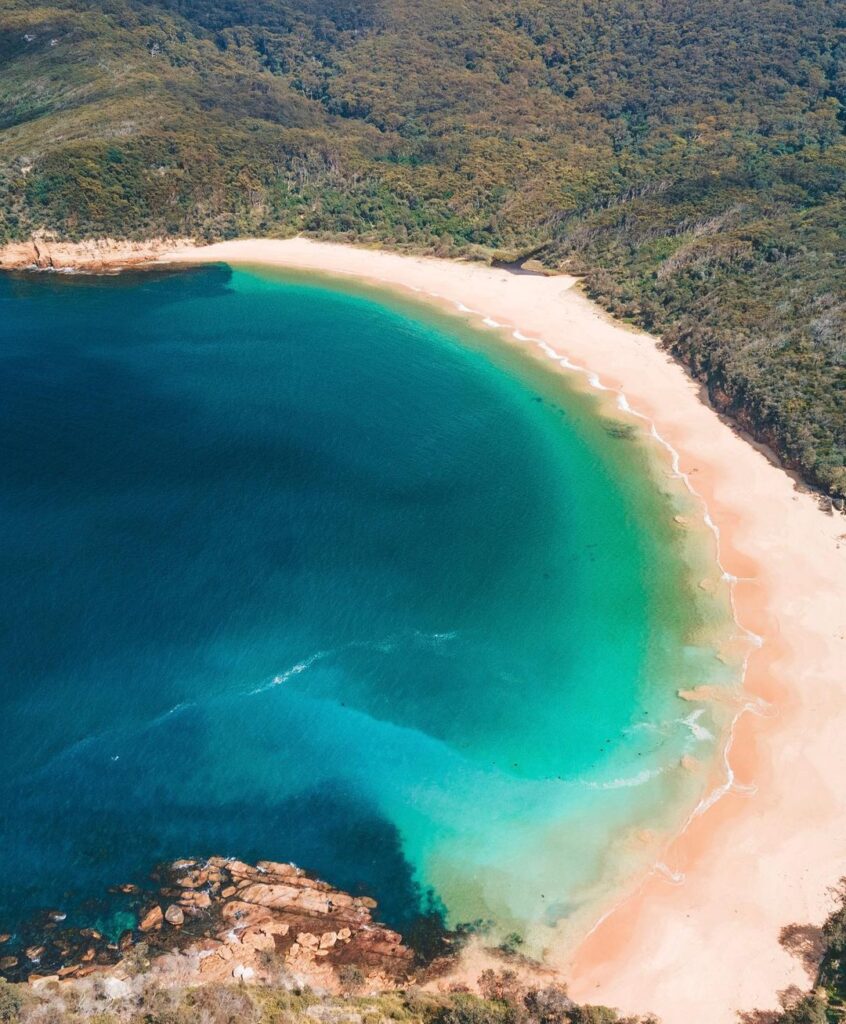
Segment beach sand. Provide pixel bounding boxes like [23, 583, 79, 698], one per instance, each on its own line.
[157, 238, 846, 1023]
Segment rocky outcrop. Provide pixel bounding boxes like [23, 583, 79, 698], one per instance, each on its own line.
[2, 858, 415, 992]
[0, 236, 193, 272]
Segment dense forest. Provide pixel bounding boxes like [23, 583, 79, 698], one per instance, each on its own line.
[0, 0, 844, 496]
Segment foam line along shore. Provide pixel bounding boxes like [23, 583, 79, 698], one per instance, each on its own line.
[157, 238, 846, 1024]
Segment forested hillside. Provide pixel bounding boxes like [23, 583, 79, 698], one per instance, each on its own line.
[0, 0, 844, 496]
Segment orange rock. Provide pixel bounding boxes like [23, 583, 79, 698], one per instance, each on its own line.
[236, 882, 301, 908]
[256, 860, 299, 877]
[139, 905, 164, 932]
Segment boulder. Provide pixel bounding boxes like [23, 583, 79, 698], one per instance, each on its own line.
[236, 883, 301, 909]
[256, 861, 299, 877]
[139, 905, 163, 932]
[109, 884, 141, 895]
[164, 904, 185, 927]
[180, 890, 212, 910]
[176, 869, 208, 889]
[239, 928, 274, 953]
[28, 974, 60, 987]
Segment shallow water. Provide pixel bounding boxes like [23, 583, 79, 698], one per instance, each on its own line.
[0, 264, 738, 946]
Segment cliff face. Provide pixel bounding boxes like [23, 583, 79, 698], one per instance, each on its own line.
[1, 858, 415, 992]
[0, 237, 192, 272]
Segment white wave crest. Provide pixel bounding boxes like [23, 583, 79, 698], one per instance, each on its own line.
[273, 649, 331, 685]
[582, 766, 665, 790]
[654, 861, 685, 884]
[681, 708, 714, 742]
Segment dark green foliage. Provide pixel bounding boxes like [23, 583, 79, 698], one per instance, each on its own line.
[810, 881, 846, 1021]
[424, 992, 513, 1024]
[0, 982, 23, 1024]
[336, 965, 365, 994]
[740, 881, 846, 1022]
[565, 1011, 632, 1024]
[0, 0, 844, 494]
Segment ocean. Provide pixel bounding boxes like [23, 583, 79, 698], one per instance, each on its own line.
[0, 263, 738, 949]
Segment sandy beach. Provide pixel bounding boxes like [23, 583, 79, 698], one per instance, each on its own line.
[161, 238, 846, 1022]
[1, 232, 842, 1017]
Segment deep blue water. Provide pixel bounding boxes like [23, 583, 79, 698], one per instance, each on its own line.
[0, 264, 730, 945]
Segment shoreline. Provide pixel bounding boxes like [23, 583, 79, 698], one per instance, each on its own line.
[158, 240, 846, 1023]
[1, 857, 417, 990]
[6, 236, 846, 1022]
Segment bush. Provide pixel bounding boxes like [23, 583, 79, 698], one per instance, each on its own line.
[0, 984, 22, 1024]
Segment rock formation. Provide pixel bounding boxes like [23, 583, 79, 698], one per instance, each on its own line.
[3, 857, 415, 992]
[0, 236, 192, 272]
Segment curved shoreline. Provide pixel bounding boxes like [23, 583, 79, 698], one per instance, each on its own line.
[0, 250, 722, 956]
[509, 335, 767, 954]
[3, 236, 842, 1021]
[384, 280, 761, 924]
[154, 239, 846, 1023]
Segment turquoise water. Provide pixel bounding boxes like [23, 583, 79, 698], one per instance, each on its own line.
[0, 264, 736, 948]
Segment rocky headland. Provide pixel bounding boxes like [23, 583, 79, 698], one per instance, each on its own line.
[0, 237, 193, 272]
[0, 858, 417, 993]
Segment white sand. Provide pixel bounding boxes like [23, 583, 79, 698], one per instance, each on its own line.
[160, 238, 846, 1023]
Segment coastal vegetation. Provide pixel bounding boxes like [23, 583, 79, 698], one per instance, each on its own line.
[0, 973, 658, 1024]
[3, 886, 846, 1024]
[4, 864, 846, 1023]
[734, 882, 846, 1023]
[3, 880, 846, 1024]
[0, 0, 843, 497]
